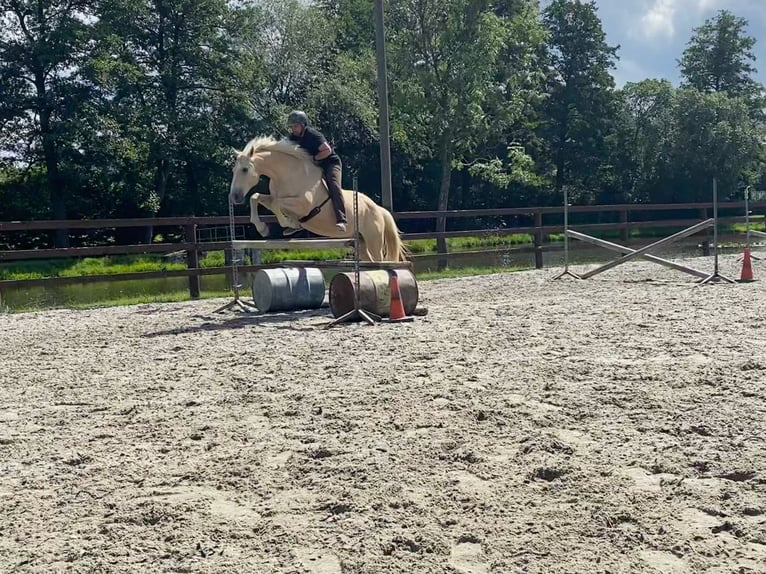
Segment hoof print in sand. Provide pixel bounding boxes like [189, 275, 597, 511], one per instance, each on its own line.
[449, 536, 488, 574]
[294, 547, 342, 574]
[640, 550, 688, 574]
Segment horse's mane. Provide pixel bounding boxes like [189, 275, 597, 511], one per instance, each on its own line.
[243, 135, 312, 162]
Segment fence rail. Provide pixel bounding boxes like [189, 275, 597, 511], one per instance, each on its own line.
[1, 201, 762, 297]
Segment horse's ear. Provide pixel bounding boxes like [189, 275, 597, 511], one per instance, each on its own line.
[249, 147, 256, 158]
[232, 147, 241, 157]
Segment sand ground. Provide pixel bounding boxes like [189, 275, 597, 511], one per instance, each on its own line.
[1, 254, 765, 573]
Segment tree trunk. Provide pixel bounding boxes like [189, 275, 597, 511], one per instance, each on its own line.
[144, 158, 170, 243]
[36, 75, 68, 248]
[436, 136, 453, 271]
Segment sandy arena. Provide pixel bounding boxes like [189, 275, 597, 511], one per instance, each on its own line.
[1, 254, 765, 573]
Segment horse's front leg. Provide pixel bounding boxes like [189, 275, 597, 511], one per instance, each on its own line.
[249, 193, 270, 237]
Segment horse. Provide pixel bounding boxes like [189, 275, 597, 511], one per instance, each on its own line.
[228, 136, 408, 262]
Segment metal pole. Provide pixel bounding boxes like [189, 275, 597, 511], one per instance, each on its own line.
[325, 173, 381, 328]
[213, 201, 258, 313]
[745, 185, 751, 249]
[564, 186, 570, 266]
[697, 177, 735, 285]
[713, 177, 719, 275]
[374, 0, 393, 211]
[552, 185, 581, 280]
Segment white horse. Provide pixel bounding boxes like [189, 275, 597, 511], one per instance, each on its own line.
[229, 136, 408, 262]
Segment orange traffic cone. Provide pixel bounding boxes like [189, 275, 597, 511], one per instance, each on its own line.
[386, 272, 414, 322]
[739, 247, 755, 282]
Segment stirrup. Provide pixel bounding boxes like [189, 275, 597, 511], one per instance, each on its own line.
[283, 227, 302, 236]
[335, 222, 347, 232]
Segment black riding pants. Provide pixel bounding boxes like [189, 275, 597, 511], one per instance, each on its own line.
[321, 159, 347, 224]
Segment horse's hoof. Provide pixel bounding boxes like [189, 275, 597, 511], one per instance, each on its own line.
[255, 223, 269, 237]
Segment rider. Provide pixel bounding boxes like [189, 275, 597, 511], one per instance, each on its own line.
[285, 110, 347, 234]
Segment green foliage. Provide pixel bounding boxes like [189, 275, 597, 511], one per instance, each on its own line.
[540, 0, 620, 201]
[1, 0, 765, 257]
[679, 10, 764, 104]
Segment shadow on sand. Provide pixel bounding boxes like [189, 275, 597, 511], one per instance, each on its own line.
[141, 306, 336, 337]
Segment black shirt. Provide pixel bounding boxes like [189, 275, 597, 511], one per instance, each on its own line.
[289, 126, 340, 165]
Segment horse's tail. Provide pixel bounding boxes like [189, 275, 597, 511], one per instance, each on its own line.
[381, 208, 409, 262]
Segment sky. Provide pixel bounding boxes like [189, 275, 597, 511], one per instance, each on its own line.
[550, 0, 766, 87]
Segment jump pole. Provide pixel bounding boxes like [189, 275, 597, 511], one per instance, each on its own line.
[216, 176, 409, 321]
[697, 177, 735, 285]
[565, 230, 711, 279]
[571, 218, 714, 280]
[552, 185, 581, 280]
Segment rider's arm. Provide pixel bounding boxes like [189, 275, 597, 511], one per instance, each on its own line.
[314, 142, 333, 161]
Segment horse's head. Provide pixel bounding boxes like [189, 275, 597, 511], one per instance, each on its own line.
[229, 147, 260, 205]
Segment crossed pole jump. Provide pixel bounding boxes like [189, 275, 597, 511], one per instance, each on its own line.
[557, 178, 736, 284]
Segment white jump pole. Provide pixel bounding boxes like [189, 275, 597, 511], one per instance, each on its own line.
[566, 230, 710, 279]
[576, 218, 714, 279]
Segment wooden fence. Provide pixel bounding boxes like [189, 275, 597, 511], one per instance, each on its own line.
[0, 201, 762, 298]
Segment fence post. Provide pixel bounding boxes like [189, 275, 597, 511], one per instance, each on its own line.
[184, 223, 201, 299]
[620, 209, 629, 242]
[534, 210, 544, 269]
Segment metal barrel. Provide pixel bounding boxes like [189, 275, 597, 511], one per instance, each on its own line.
[251, 267, 326, 313]
[328, 269, 418, 318]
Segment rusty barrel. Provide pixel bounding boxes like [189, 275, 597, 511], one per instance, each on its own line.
[251, 267, 326, 313]
[329, 269, 418, 318]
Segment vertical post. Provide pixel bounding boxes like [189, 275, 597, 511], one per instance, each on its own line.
[713, 177, 719, 274]
[534, 210, 544, 269]
[745, 185, 751, 249]
[185, 223, 201, 299]
[619, 209, 629, 242]
[374, 0, 393, 211]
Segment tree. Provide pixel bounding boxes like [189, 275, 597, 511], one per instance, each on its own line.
[0, 0, 97, 245]
[679, 10, 763, 102]
[540, 0, 619, 202]
[462, 0, 549, 208]
[656, 89, 764, 203]
[90, 0, 256, 226]
[608, 79, 674, 203]
[245, 0, 338, 133]
[388, 0, 545, 266]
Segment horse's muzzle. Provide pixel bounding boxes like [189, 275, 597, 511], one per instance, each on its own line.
[229, 189, 246, 205]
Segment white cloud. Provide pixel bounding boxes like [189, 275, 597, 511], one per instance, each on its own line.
[638, 0, 738, 40]
[641, 0, 678, 39]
